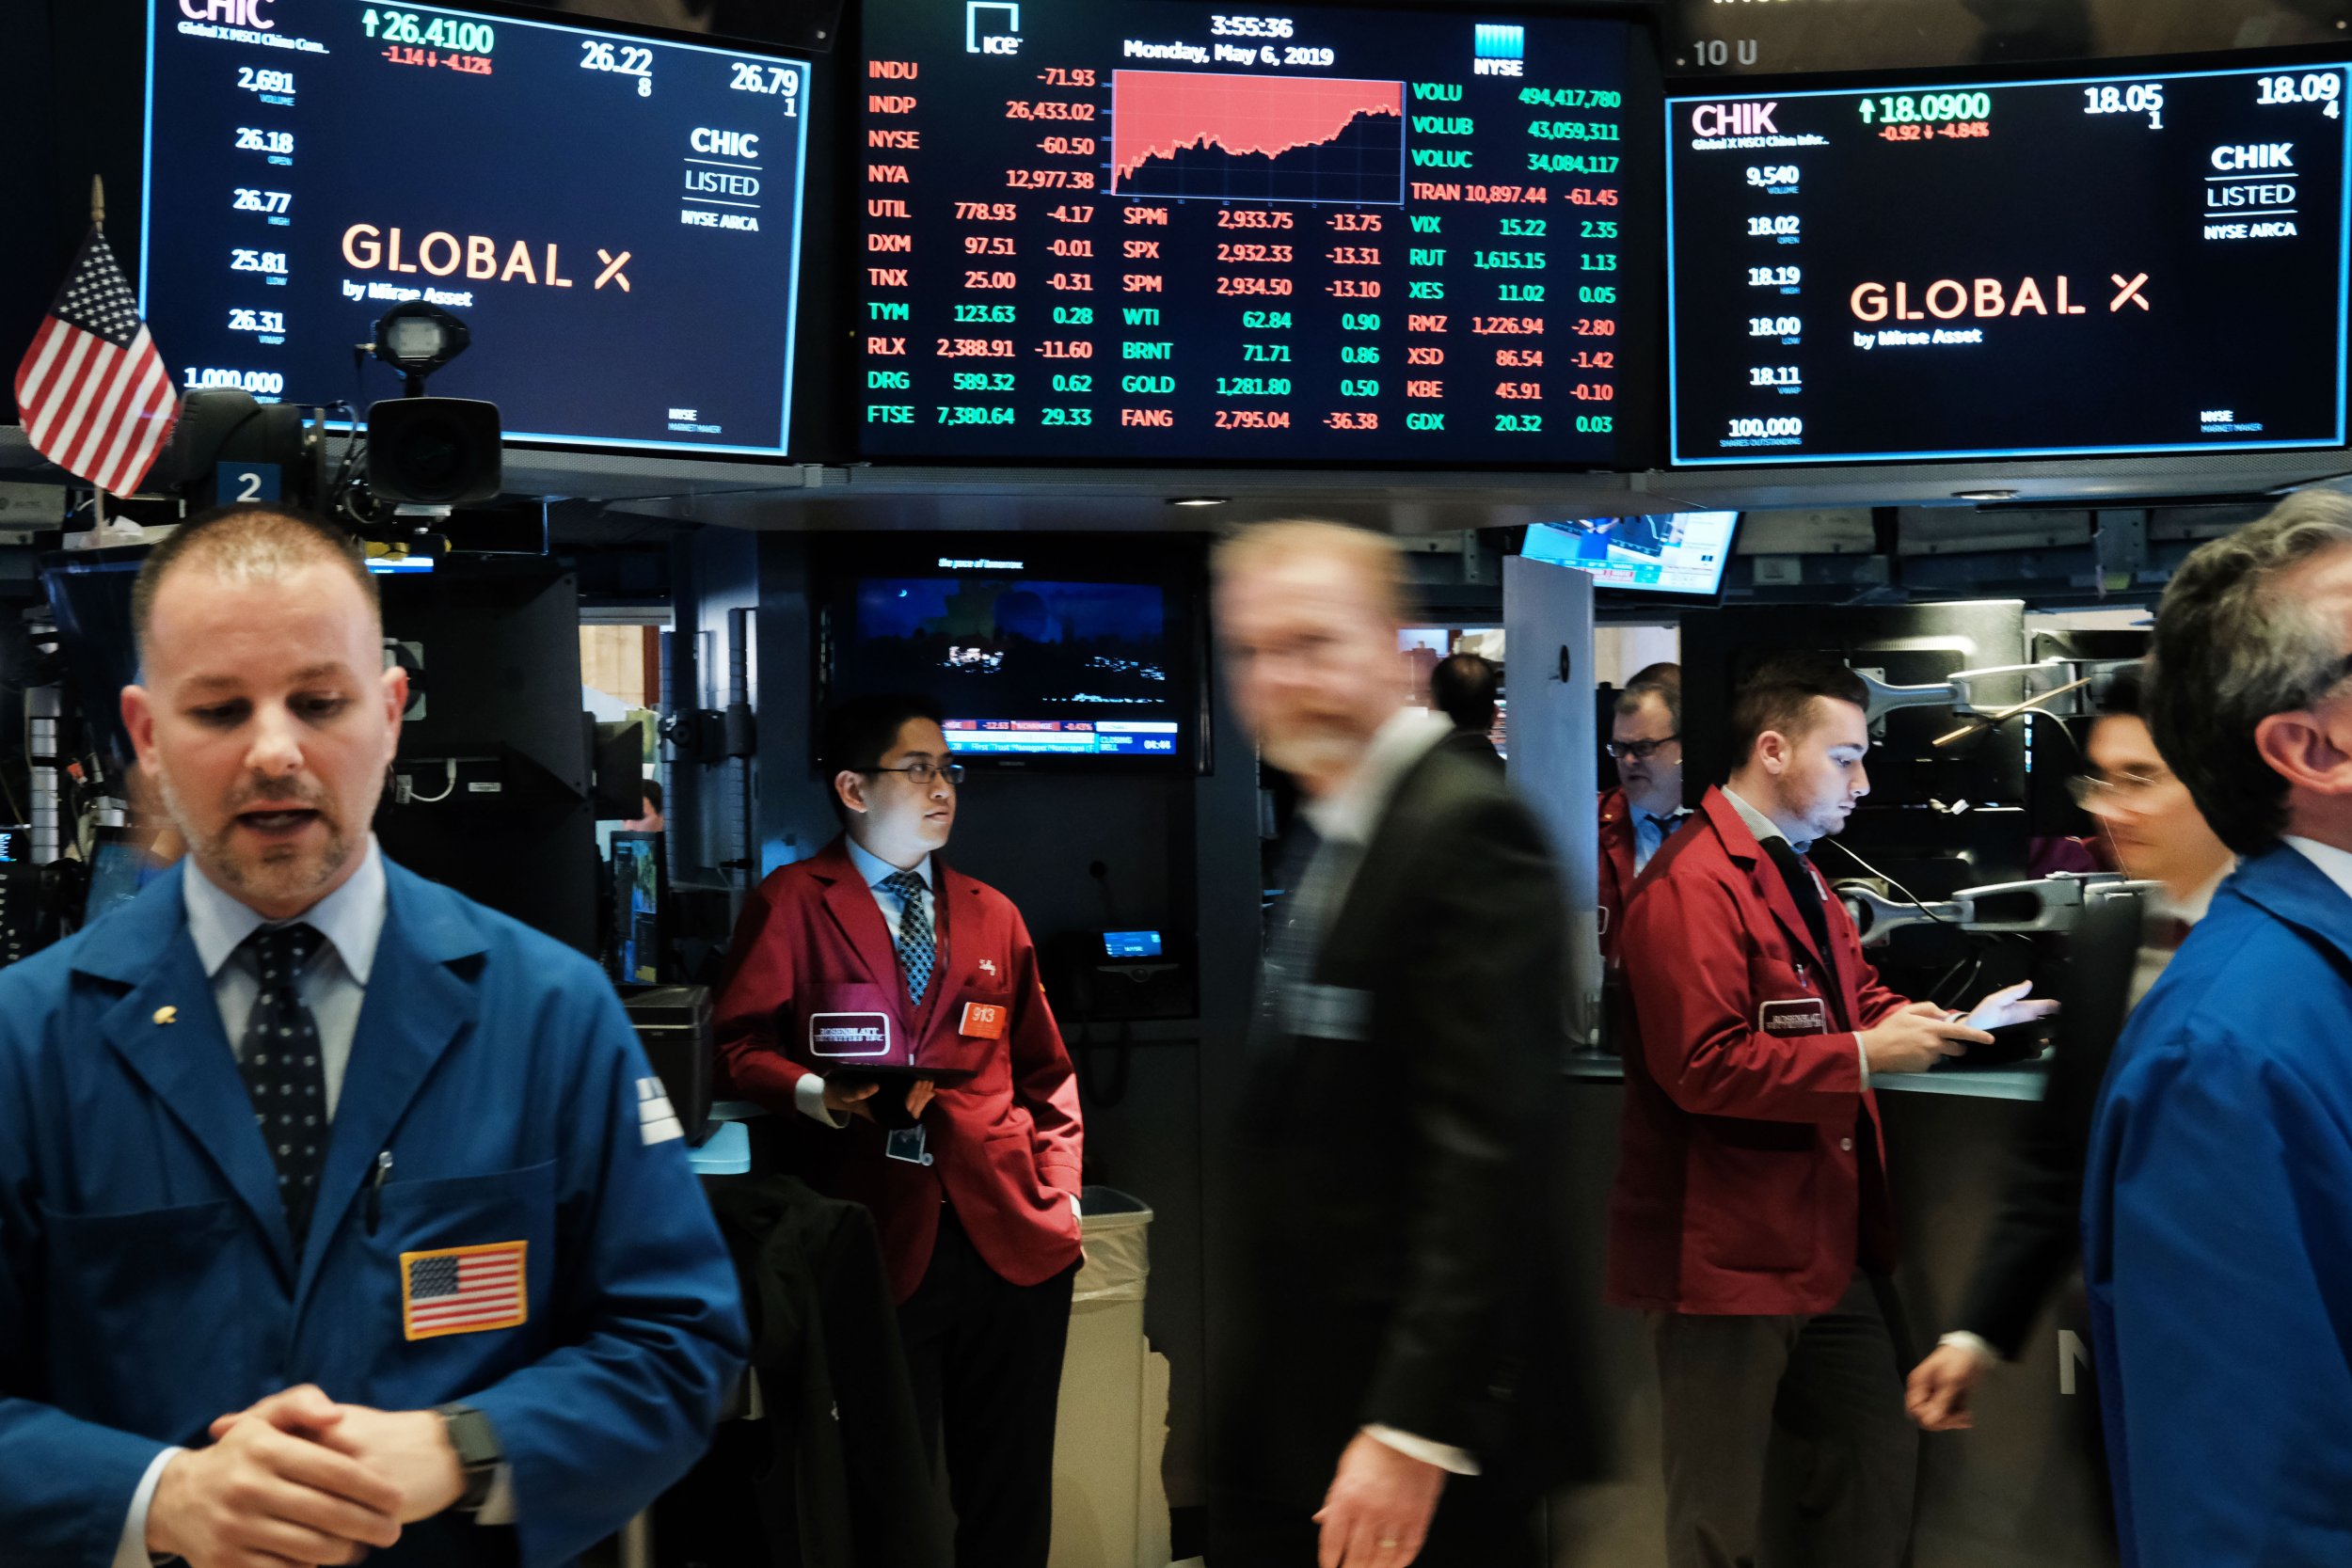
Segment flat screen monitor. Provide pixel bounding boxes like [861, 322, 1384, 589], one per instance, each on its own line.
[1525, 511, 1739, 597]
[819, 541, 1206, 768]
[1103, 929, 1164, 958]
[612, 831, 662, 984]
[856, 0, 1645, 466]
[1664, 59, 2352, 465]
[142, 0, 814, 455]
[0, 826, 27, 864]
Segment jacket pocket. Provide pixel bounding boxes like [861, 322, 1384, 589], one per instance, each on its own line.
[1688, 1138, 1816, 1272]
[357, 1161, 558, 1391]
[42, 1197, 260, 1433]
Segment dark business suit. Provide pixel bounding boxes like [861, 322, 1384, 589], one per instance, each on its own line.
[1212, 737, 1593, 1566]
[1953, 884, 2150, 1359]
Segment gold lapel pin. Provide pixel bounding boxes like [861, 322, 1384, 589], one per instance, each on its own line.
[152, 1005, 178, 1025]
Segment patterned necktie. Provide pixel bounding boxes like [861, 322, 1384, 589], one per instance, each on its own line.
[882, 871, 935, 1005]
[239, 923, 330, 1250]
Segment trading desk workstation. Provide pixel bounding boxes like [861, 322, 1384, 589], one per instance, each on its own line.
[5, 0, 2349, 1564]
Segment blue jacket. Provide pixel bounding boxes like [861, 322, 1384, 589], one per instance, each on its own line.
[2084, 844, 2352, 1566]
[0, 860, 748, 1567]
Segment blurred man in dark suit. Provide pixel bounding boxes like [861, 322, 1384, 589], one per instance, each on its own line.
[1907, 662, 2232, 1433]
[1429, 653, 1503, 768]
[1209, 521, 1586, 1568]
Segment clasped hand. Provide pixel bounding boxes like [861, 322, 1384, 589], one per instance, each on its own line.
[147, 1384, 466, 1567]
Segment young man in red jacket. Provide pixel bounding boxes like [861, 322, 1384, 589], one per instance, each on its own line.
[714, 693, 1084, 1568]
[1606, 652, 2052, 1568]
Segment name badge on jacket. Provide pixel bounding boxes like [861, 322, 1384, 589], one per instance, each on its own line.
[1759, 997, 1829, 1037]
[960, 1001, 1007, 1040]
[810, 1012, 894, 1059]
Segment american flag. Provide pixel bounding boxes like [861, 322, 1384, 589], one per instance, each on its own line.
[401, 1243, 529, 1340]
[12, 227, 179, 496]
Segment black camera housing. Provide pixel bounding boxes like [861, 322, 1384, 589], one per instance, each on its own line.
[365, 397, 502, 506]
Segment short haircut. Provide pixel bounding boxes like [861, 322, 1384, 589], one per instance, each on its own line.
[641, 778, 664, 811]
[1210, 519, 1408, 628]
[1614, 678, 1682, 731]
[132, 501, 376, 665]
[1430, 653, 1499, 732]
[1628, 660, 1682, 691]
[2149, 490, 2352, 854]
[820, 692, 946, 822]
[1728, 651, 1868, 764]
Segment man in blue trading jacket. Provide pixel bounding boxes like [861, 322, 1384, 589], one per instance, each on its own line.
[2085, 491, 2352, 1566]
[0, 503, 746, 1568]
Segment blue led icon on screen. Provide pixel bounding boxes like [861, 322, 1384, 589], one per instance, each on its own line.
[1474, 24, 1524, 60]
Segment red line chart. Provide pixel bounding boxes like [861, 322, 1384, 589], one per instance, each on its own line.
[1110, 71, 1406, 204]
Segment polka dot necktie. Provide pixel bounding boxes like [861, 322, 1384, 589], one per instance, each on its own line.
[881, 871, 935, 1005]
[239, 923, 328, 1251]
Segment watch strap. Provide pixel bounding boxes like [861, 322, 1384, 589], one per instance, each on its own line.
[436, 1403, 502, 1513]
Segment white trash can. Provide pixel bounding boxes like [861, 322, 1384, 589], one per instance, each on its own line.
[1050, 1187, 1172, 1568]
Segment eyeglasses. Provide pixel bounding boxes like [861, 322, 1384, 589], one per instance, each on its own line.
[2068, 768, 2177, 813]
[1606, 735, 1681, 762]
[866, 760, 965, 786]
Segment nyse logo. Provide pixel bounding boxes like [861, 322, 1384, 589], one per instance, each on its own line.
[183, 0, 274, 24]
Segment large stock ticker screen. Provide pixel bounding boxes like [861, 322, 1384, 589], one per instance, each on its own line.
[857, 1, 1638, 464]
[1667, 62, 2352, 466]
[144, 1, 813, 454]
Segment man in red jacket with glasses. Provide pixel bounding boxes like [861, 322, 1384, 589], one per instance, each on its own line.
[1607, 652, 2053, 1568]
[715, 692, 1083, 1568]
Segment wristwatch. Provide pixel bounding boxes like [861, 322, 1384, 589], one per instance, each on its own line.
[436, 1403, 503, 1513]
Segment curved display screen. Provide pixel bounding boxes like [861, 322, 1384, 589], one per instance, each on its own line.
[1666, 61, 2352, 466]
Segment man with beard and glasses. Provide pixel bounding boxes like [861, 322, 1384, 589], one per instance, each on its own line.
[1209, 520, 1590, 1568]
[0, 504, 745, 1568]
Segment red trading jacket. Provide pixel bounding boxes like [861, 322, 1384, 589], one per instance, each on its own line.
[713, 836, 1084, 1303]
[1597, 787, 1637, 971]
[1606, 786, 1911, 1316]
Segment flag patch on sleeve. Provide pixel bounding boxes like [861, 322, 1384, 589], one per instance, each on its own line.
[637, 1076, 685, 1146]
[401, 1242, 528, 1340]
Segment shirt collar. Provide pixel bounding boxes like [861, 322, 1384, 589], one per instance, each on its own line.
[846, 834, 932, 893]
[1301, 707, 1454, 847]
[183, 834, 389, 984]
[2282, 837, 2352, 910]
[1722, 786, 1801, 851]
